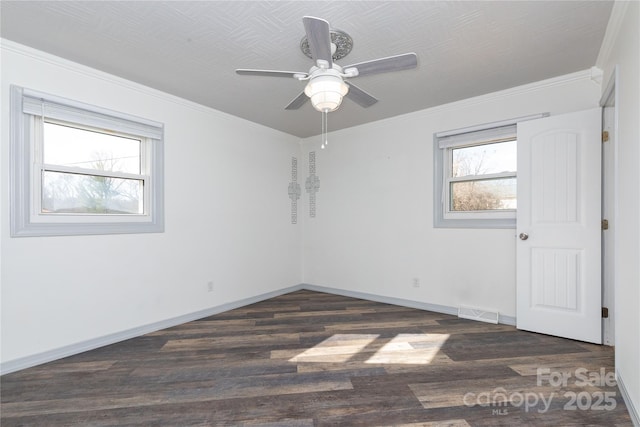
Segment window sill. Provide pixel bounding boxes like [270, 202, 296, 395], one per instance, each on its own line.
[433, 216, 516, 229]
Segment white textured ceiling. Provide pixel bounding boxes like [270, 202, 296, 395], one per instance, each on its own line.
[1, 1, 613, 138]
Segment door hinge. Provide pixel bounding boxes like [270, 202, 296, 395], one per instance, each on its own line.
[602, 307, 609, 318]
[602, 131, 609, 142]
[602, 219, 609, 230]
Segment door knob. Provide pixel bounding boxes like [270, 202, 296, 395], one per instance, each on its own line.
[519, 233, 529, 241]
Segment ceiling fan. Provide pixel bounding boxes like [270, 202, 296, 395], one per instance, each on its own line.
[236, 16, 418, 114]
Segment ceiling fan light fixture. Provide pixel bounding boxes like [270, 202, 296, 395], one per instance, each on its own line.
[304, 74, 349, 112]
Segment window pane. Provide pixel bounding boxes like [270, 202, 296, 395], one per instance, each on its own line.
[450, 177, 516, 211]
[42, 171, 143, 214]
[452, 140, 516, 178]
[44, 122, 141, 174]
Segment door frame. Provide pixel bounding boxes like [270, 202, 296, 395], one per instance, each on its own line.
[600, 66, 619, 346]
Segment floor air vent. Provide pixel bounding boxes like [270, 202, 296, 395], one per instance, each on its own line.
[458, 306, 499, 324]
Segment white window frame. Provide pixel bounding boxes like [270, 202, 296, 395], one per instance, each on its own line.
[10, 85, 165, 237]
[433, 114, 548, 229]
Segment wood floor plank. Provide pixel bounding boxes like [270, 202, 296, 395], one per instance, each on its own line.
[2, 374, 354, 418]
[0, 290, 632, 426]
[440, 330, 589, 361]
[161, 332, 301, 351]
[323, 319, 441, 331]
[393, 421, 471, 427]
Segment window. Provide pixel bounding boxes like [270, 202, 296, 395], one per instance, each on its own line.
[449, 140, 517, 213]
[434, 116, 546, 228]
[10, 86, 164, 236]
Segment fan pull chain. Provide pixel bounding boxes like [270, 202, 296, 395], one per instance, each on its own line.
[321, 110, 328, 149]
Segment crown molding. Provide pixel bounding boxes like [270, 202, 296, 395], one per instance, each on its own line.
[300, 68, 596, 144]
[423, 69, 595, 116]
[0, 39, 295, 140]
[596, 1, 632, 68]
[1, 39, 599, 146]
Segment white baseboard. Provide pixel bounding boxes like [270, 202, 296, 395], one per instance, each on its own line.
[617, 369, 640, 427]
[1, 283, 517, 375]
[301, 283, 517, 326]
[0, 284, 304, 375]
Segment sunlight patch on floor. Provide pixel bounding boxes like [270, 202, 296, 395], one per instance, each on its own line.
[365, 333, 450, 365]
[288, 334, 379, 363]
[287, 333, 450, 365]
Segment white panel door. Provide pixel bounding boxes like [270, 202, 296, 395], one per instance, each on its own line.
[517, 109, 601, 343]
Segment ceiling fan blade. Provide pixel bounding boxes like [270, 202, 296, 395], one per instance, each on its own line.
[285, 91, 309, 110]
[236, 69, 307, 78]
[303, 16, 333, 68]
[345, 82, 378, 108]
[345, 53, 418, 77]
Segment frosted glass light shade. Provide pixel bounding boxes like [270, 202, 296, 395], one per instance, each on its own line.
[304, 75, 349, 112]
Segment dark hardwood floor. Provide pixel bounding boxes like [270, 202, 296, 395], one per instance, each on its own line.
[1, 290, 632, 426]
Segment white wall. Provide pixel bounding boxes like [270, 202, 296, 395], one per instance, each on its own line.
[597, 1, 640, 421]
[0, 41, 302, 366]
[301, 71, 602, 319]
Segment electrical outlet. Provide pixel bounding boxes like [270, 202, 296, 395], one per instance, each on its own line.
[207, 281, 214, 292]
[412, 277, 420, 288]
